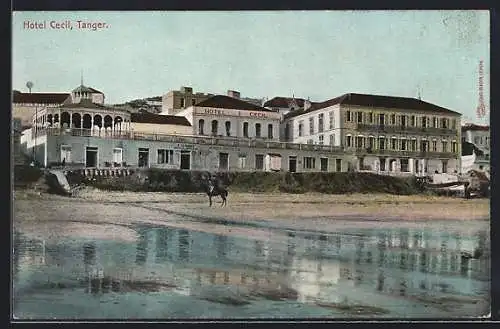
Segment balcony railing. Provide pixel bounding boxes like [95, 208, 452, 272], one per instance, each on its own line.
[356, 124, 457, 136]
[41, 127, 346, 153]
[352, 147, 458, 159]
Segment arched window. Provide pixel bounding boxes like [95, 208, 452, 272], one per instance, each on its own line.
[243, 122, 249, 138]
[255, 123, 261, 138]
[198, 119, 205, 135]
[225, 121, 231, 136]
[211, 120, 218, 136]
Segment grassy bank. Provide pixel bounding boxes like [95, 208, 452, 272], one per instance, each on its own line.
[66, 169, 425, 195]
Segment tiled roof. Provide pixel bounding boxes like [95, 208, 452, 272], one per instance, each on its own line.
[131, 112, 192, 126]
[13, 90, 70, 104]
[264, 96, 306, 108]
[462, 123, 489, 131]
[72, 85, 104, 94]
[284, 93, 461, 119]
[196, 95, 275, 112]
[58, 98, 115, 110]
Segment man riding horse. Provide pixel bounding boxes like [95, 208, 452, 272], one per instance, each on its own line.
[205, 174, 228, 207]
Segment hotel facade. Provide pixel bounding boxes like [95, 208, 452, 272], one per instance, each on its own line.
[282, 93, 462, 175]
[16, 86, 463, 175]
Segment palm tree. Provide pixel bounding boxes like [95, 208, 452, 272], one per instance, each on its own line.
[26, 81, 34, 93]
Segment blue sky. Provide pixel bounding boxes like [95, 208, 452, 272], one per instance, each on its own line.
[12, 10, 489, 123]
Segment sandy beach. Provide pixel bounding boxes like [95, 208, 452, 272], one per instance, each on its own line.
[13, 189, 490, 242]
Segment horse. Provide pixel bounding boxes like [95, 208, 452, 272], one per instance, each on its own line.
[204, 177, 228, 207]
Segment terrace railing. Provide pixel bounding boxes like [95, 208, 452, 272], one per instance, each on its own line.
[356, 124, 458, 136]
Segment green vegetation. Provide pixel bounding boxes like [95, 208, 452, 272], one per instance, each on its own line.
[13, 165, 44, 187]
[71, 169, 424, 195]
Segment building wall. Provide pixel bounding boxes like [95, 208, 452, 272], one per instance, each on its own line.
[130, 122, 192, 135]
[13, 104, 48, 128]
[43, 134, 349, 172]
[162, 89, 211, 115]
[286, 104, 342, 146]
[463, 129, 490, 155]
[179, 106, 281, 141]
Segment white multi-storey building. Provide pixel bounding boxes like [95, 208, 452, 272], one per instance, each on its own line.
[282, 93, 462, 175]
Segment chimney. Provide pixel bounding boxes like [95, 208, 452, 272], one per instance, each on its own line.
[227, 90, 241, 99]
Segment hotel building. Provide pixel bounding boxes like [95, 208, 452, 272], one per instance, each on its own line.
[282, 93, 462, 175]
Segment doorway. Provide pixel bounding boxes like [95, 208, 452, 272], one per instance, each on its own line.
[320, 158, 328, 172]
[138, 148, 149, 168]
[289, 156, 297, 173]
[180, 151, 191, 170]
[85, 147, 98, 168]
[219, 152, 229, 170]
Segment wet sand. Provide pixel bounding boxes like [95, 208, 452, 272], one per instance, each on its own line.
[13, 189, 489, 242]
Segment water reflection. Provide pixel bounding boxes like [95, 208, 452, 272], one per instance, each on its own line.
[13, 225, 490, 318]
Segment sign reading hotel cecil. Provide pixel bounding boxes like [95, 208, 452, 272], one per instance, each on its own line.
[196, 107, 280, 120]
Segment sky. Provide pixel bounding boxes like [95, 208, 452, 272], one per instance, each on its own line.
[12, 10, 490, 124]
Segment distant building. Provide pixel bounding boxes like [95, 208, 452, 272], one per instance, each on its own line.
[282, 93, 462, 175]
[461, 124, 489, 155]
[161, 86, 212, 115]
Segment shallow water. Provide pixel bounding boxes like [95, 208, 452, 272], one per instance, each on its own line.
[12, 222, 490, 319]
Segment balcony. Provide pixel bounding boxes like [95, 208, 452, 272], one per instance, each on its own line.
[356, 124, 458, 136]
[352, 147, 458, 159]
[41, 127, 346, 154]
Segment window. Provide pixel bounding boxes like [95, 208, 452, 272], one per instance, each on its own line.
[432, 140, 437, 151]
[219, 152, 229, 170]
[346, 135, 352, 147]
[320, 158, 328, 171]
[180, 98, 185, 108]
[451, 141, 457, 153]
[298, 121, 304, 137]
[60, 145, 71, 163]
[379, 113, 385, 126]
[442, 160, 448, 173]
[238, 154, 247, 169]
[330, 134, 335, 146]
[357, 112, 363, 123]
[368, 137, 375, 149]
[268, 124, 273, 139]
[243, 122, 249, 138]
[346, 111, 351, 122]
[441, 141, 448, 152]
[255, 154, 264, 170]
[441, 118, 448, 129]
[318, 113, 324, 132]
[474, 136, 480, 145]
[211, 120, 218, 136]
[400, 159, 409, 172]
[380, 158, 386, 171]
[191, 99, 196, 106]
[451, 119, 457, 130]
[309, 117, 314, 135]
[318, 135, 324, 145]
[336, 159, 342, 172]
[225, 121, 231, 136]
[198, 119, 205, 135]
[303, 156, 316, 169]
[255, 123, 261, 138]
[390, 114, 396, 125]
[157, 149, 174, 164]
[401, 115, 407, 127]
[329, 111, 334, 129]
[410, 116, 416, 127]
[307, 139, 314, 144]
[391, 138, 397, 150]
[355, 136, 363, 148]
[378, 137, 385, 150]
[401, 139, 407, 151]
[422, 116, 428, 128]
[411, 139, 417, 151]
[368, 112, 373, 123]
[113, 148, 123, 164]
